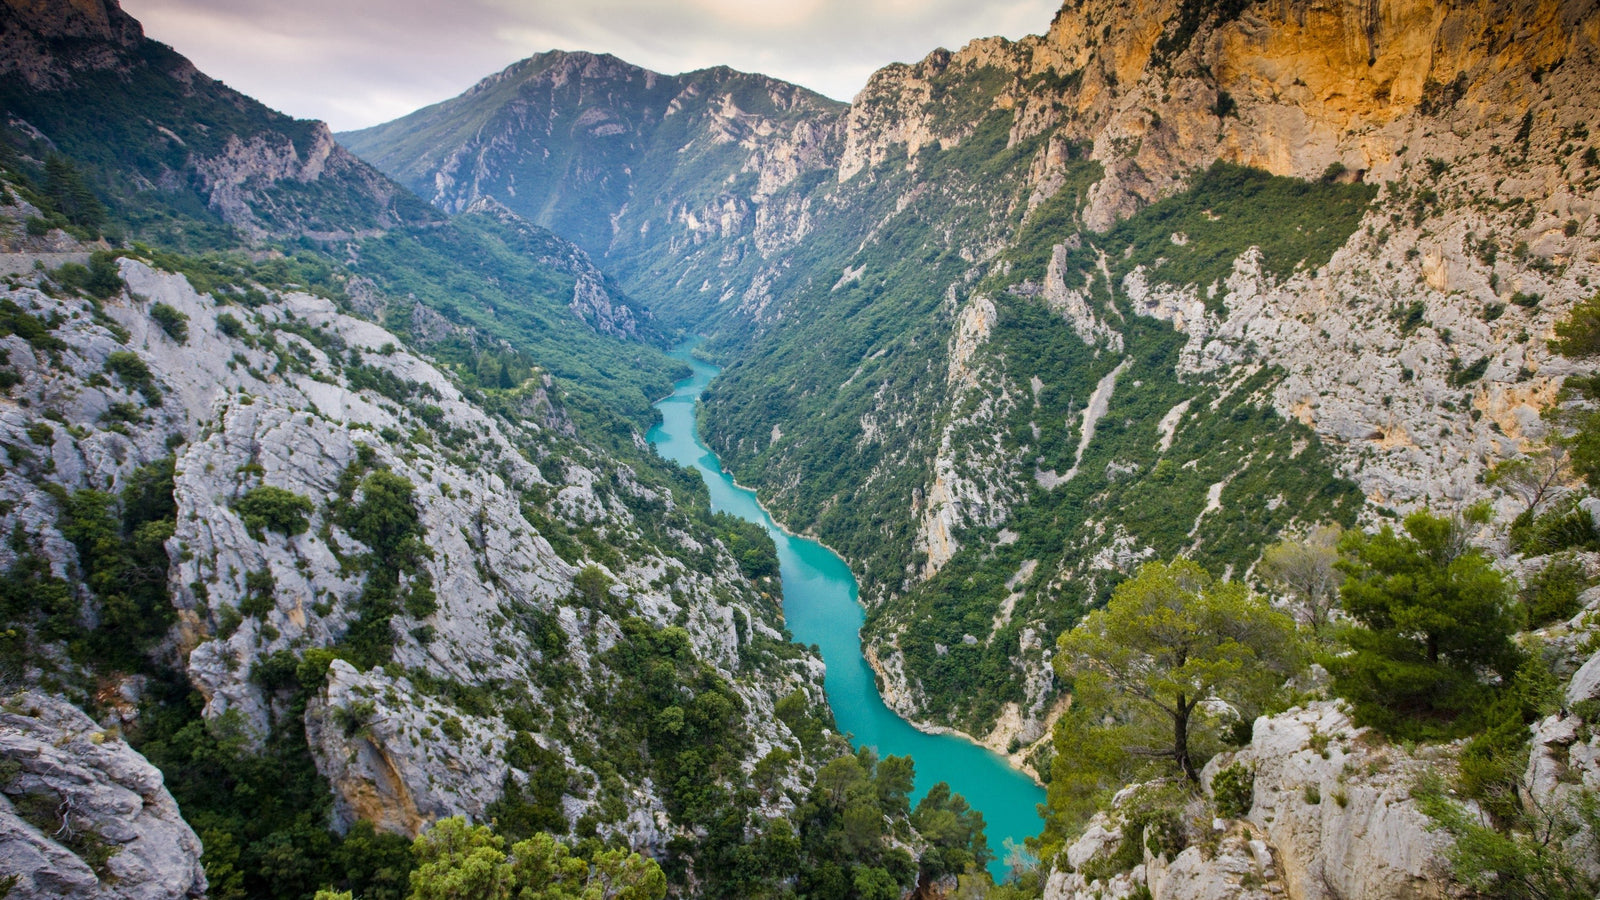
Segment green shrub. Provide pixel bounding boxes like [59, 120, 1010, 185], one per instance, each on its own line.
[234, 485, 315, 539]
[343, 470, 423, 563]
[104, 350, 161, 405]
[439, 716, 465, 741]
[1447, 356, 1490, 387]
[49, 253, 123, 300]
[1212, 761, 1254, 819]
[488, 732, 570, 840]
[0, 299, 67, 351]
[1392, 300, 1427, 334]
[150, 302, 189, 342]
[1510, 499, 1599, 556]
[331, 461, 428, 667]
[240, 568, 275, 618]
[53, 457, 178, 670]
[403, 571, 437, 619]
[216, 604, 243, 638]
[1521, 556, 1589, 628]
[571, 565, 612, 606]
[1417, 773, 1599, 899]
[85, 252, 123, 299]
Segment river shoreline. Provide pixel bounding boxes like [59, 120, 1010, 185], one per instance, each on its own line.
[679, 394, 1053, 785]
[697, 402, 1059, 788]
[647, 344, 1047, 876]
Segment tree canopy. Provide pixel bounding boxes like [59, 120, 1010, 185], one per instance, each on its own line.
[406, 818, 665, 900]
[1329, 509, 1521, 738]
[1258, 524, 1342, 634]
[1054, 559, 1301, 785]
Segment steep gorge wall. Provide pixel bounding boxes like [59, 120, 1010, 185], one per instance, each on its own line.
[705, 0, 1600, 744]
[342, 0, 1600, 749]
[0, 245, 825, 853]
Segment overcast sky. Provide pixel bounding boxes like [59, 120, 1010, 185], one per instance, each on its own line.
[119, 0, 1063, 132]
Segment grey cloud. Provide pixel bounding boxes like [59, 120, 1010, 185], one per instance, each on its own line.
[120, 0, 1061, 129]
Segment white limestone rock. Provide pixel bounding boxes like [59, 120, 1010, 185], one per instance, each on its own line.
[1203, 702, 1455, 900]
[0, 691, 205, 900]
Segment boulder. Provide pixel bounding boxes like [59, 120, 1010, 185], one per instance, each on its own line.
[0, 691, 205, 899]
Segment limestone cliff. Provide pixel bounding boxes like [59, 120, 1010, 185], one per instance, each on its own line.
[0, 247, 825, 851]
[0, 691, 206, 900]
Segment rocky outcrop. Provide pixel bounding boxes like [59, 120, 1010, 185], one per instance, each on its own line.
[1047, 702, 1456, 900]
[1145, 831, 1286, 900]
[915, 295, 1012, 577]
[0, 253, 828, 852]
[1041, 244, 1123, 352]
[0, 691, 205, 899]
[1522, 639, 1600, 883]
[192, 123, 418, 239]
[304, 661, 512, 835]
[1205, 703, 1455, 900]
[0, 0, 145, 90]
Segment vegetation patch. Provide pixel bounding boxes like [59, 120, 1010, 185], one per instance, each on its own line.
[1086, 162, 1376, 304]
[234, 485, 315, 539]
[326, 447, 432, 667]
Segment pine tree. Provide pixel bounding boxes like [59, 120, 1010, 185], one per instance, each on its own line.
[1330, 509, 1521, 737]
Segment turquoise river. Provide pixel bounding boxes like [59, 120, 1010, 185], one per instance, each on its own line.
[646, 346, 1048, 881]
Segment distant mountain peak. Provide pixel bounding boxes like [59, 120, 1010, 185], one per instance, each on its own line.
[339, 49, 845, 271]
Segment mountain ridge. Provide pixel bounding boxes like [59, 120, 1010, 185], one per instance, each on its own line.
[338, 48, 848, 328]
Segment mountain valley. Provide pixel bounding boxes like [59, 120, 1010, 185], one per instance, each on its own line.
[2, 0, 1600, 898]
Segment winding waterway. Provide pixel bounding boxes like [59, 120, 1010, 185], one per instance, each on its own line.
[646, 345, 1047, 881]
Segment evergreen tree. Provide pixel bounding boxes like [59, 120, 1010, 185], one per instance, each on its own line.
[1055, 559, 1301, 784]
[1330, 509, 1521, 738]
[43, 153, 105, 230]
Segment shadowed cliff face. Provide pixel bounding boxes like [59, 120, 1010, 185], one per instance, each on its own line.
[0, 0, 439, 239]
[0, 0, 146, 88]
